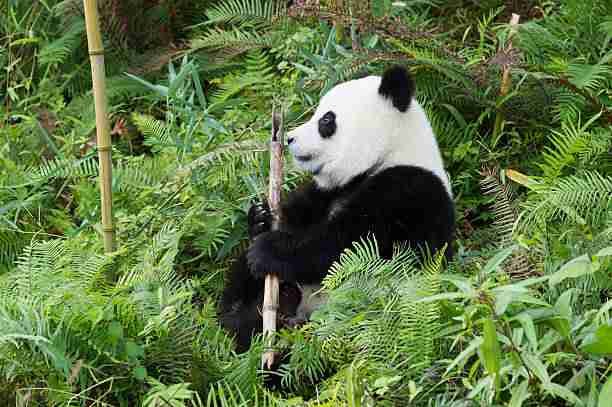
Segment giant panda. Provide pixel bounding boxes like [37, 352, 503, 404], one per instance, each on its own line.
[219, 65, 455, 352]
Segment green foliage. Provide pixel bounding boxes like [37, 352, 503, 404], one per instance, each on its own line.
[1, 0, 612, 405]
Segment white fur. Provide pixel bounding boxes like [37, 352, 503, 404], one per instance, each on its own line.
[287, 75, 452, 195]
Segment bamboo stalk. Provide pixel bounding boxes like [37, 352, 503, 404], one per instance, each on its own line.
[492, 13, 520, 147]
[493, 13, 521, 146]
[83, 0, 114, 253]
[262, 108, 284, 369]
[499, 14, 520, 96]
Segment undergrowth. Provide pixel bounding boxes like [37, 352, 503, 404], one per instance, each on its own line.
[1, 0, 611, 405]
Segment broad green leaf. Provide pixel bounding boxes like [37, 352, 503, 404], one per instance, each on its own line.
[555, 289, 574, 320]
[523, 352, 550, 384]
[595, 246, 612, 258]
[482, 245, 516, 275]
[445, 337, 483, 376]
[467, 375, 493, 400]
[549, 254, 596, 287]
[516, 313, 538, 351]
[480, 318, 501, 389]
[124, 72, 169, 97]
[509, 380, 531, 407]
[125, 341, 144, 360]
[552, 289, 574, 339]
[542, 382, 583, 406]
[133, 365, 147, 381]
[582, 324, 612, 355]
[108, 321, 123, 343]
[417, 292, 466, 303]
[441, 275, 475, 295]
[596, 299, 612, 321]
[599, 375, 612, 407]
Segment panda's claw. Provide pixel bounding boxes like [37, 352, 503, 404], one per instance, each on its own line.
[248, 200, 272, 239]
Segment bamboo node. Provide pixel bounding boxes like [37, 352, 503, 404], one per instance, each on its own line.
[262, 305, 279, 312]
[88, 48, 105, 56]
[102, 226, 115, 232]
[97, 146, 112, 152]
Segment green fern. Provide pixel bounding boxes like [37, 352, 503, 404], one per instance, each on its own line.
[538, 114, 602, 179]
[131, 113, 173, 148]
[38, 20, 85, 67]
[306, 237, 445, 388]
[191, 27, 274, 53]
[520, 170, 612, 229]
[567, 61, 612, 91]
[205, 0, 285, 26]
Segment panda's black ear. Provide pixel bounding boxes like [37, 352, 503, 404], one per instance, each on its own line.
[378, 65, 415, 112]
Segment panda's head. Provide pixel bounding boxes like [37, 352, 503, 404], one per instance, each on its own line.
[287, 65, 449, 192]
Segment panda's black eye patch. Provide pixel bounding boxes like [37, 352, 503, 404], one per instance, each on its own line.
[318, 111, 336, 139]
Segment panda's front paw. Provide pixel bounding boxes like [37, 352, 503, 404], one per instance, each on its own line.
[246, 231, 296, 281]
[247, 200, 272, 240]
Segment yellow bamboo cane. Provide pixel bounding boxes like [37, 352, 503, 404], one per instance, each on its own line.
[262, 108, 284, 369]
[83, 0, 114, 253]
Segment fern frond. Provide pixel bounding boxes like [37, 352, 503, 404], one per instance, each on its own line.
[8, 157, 99, 188]
[11, 240, 66, 296]
[520, 171, 612, 229]
[311, 239, 443, 380]
[0, 229, 27, 270]
[539, 119, 591, 179]
[131, 113, 172, 147]
[35, 157, 99, 181]
[480, 167, 533, 278]
[567, 62, 612, 92]
[323, 236, 382, 290]
[118, 222, 182, 289]
[3, 239, 110, 302]
[183, 140, 265, 176]
[480, 166, 517, 245]
[114, 158, 166, 193]
[206, 0, 285, 25]
[38, 20, 85, 66]
[190, 27, 273, 53]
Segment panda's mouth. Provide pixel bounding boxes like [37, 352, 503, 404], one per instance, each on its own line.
[294, 154, 314, 162]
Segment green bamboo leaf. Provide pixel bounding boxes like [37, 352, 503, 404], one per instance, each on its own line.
[600, 375, 612, 407]
[523, 352, 550, 384]
[542, 382, 583, 406]
[482, 245, 516, 275]
[515, 313, 538, 351]
[549, 255, 596, 287]
[480, 318, 501, 390]
[125, 72, 169, 97]
[582, 324, 612, 355]
[417, 292, 466, 303]
[444, 337, 483, 376]
[595, 246, 612, 258]
[509, 380, 531, 407]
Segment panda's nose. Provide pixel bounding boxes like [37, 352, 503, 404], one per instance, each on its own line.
[287, 137, 295, 145]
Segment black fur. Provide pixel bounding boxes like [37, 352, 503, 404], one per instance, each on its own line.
[220, 166, 455, 352]
[318, 111, 337, 138]
[247, 201, 272, 239]
[378, 65, 415, 112]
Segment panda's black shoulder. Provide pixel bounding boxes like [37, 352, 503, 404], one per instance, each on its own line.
[349, 165, 454, 223]
[361, 166, 451, 201]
